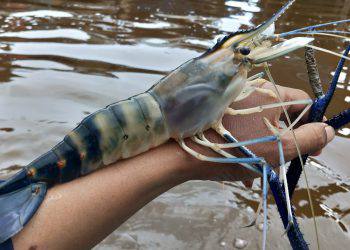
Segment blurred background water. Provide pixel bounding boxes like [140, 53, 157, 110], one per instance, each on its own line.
[0, 0, 349, 249]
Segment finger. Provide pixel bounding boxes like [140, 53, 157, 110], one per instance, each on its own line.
[281, 123, 335, 161]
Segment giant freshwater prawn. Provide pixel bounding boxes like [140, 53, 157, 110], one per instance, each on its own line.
[1, 1, 350, 249]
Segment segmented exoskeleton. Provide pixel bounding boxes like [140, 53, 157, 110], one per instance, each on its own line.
[1, 0, 350, 249]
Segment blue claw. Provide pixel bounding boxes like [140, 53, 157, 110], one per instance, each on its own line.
[224, 134, 308, 250]
[288, 44, 350, 198]
[326, 108, 350, 129]
[309, 44, 350, 122]
[267, 167, 308, 250]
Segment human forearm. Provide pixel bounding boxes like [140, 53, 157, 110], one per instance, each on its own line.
[13, 141, 192, 250]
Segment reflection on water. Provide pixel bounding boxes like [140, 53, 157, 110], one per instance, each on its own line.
[0, 0, 349, 249]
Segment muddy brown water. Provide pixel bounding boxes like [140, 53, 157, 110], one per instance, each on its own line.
[0, 0, 349, 249]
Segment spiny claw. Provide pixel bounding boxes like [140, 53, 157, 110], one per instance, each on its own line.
[282, 220, 294, 236]
[242, 220, 257, 228]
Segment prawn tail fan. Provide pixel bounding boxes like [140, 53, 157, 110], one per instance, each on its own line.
[0, 170, 47, 243]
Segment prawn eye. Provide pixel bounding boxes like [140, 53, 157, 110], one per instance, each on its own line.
[239, 46, 251, 56]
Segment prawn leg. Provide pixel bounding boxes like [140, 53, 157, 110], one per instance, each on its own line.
[264, 118, 294, 233]
[196, 132, 265, 228]
[178, 139, 265, 166]
[262, 164, 268, 250]
[226, 99, 312, 116]
[235, 78, 277, 102]
[195, 133, 261, 174]
[247, 72, 265, 81]
[211, 117, 297, 243]
[212, 117, 308, 249]
[182, 129, 283, 250]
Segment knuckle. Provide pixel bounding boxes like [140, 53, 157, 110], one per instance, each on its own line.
[297, 89, 310, 99]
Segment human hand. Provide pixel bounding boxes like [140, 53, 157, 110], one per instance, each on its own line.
[182, 80, 335, 182]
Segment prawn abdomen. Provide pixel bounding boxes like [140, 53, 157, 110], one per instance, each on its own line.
[2, 93, 170, 190]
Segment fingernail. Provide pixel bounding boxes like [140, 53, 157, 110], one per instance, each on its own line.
[325, 126, 335, 143]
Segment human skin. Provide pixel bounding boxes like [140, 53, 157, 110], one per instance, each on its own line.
[12, 81, 335, 250]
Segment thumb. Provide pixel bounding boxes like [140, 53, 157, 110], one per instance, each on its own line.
[281, 122, 335, 161]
